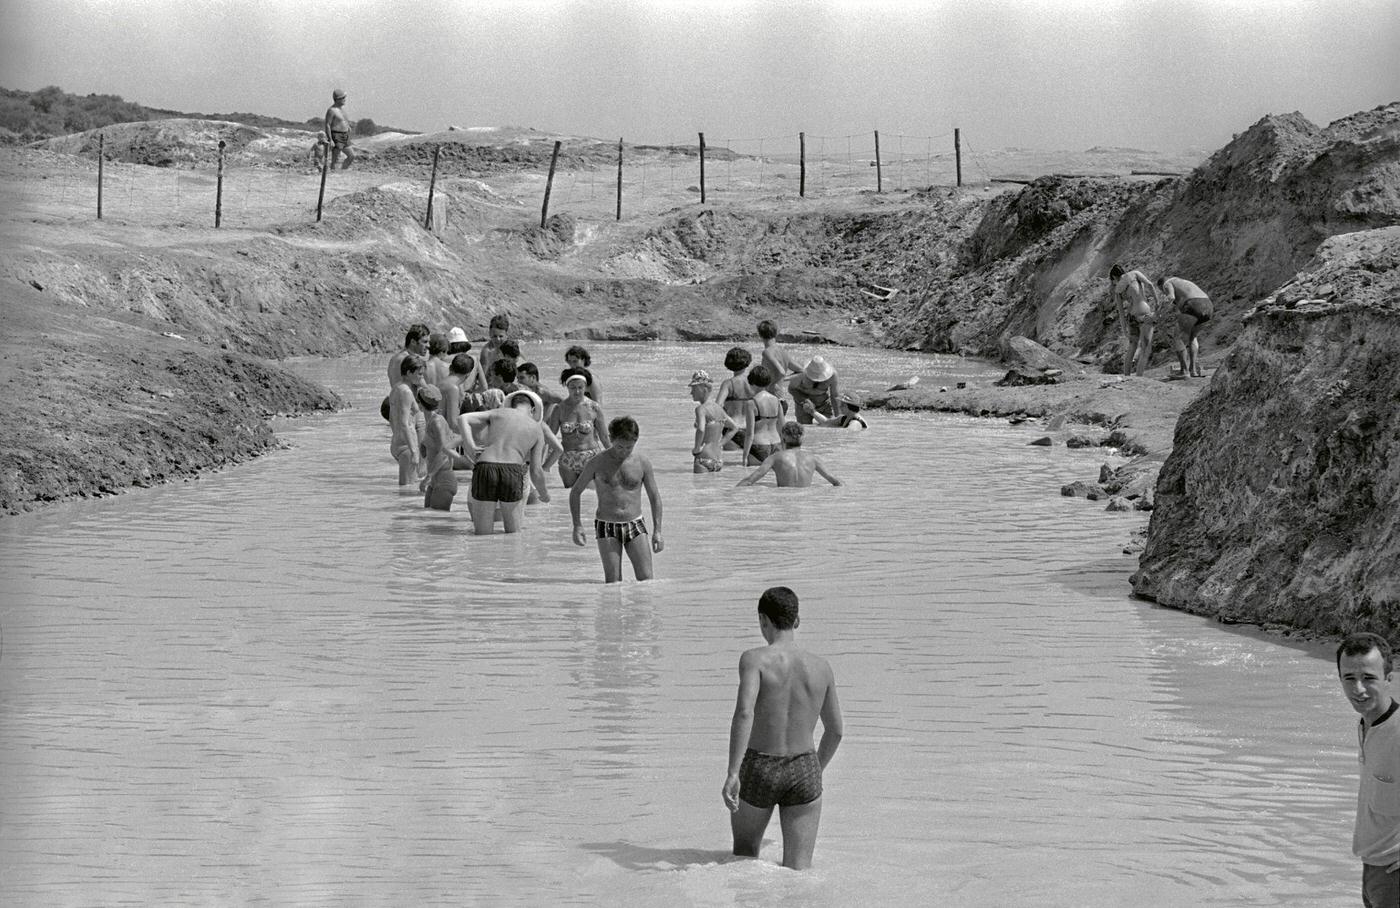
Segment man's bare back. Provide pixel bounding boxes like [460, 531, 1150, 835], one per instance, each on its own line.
[741, 642, 836, 754]
[738, 447, 842, 488]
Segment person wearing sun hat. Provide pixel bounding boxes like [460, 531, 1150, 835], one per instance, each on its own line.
[460, 388, 551, 534]
[323, 88, 354, 170]
[789, 355, 840, 425]
[688, 369, 739, 473]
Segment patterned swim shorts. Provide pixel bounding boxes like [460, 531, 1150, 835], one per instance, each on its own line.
[594, 516, 648, 546]
[739, 749, 822, 809]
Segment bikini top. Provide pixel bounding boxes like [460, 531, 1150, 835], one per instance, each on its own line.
[560, 421, 594, 436]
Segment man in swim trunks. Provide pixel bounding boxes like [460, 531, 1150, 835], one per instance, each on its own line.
[689, 370, 738, 473]
[1157, 275, 1214, 378]
[460, 389, 551, 534]
[737, 422, 843, 488]
[758, 319, 806, 404]
[1110, 264, 1159, 376]
[568, 416, 663, 582]
[724, 586, 843, 870]
[788, 356, 840, 424]
[323, 89, 354, 170]
[388, 354, 427, 486]
[1336, 632, 1399, 907]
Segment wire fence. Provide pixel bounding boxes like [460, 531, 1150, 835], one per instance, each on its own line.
[11, 128, 993, 232]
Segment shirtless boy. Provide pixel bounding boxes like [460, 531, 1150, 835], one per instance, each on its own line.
[323, 89, 354, 170]
[757, 320, 805, 402]
[478, 314, 511, 379]
[738, 422, 843, 488]
[460, 390, 551, 534]
[724, 586, 843, 871]
[1110, 264, 1159, 376]
[689, 370, 738, 473]
[569, 416, 663, 582]
[389, 355, 427, 485]
[388, 324, 430, 390]
[1157, 275, 1214, 377]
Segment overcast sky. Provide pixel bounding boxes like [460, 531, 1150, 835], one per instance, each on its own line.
[2, 0, 1396, 153]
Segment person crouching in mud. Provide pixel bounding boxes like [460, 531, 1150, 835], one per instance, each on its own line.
[568, 416, 663, 582]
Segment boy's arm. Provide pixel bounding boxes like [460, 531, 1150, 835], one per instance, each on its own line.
[540, 425, 563, 471]
[816, 673, 843, 770]
[723, 651, 762, 812]
[814, 457, 843, 486]
[737, 455, 775, 486]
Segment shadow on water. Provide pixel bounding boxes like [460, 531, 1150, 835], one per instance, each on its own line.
[581, 840, 744, 872]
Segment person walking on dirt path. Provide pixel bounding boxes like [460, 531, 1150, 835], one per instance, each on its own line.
[1335, 632, 1399, 907]
[1110, 264, 1159, 376]
[324, 89, 355, 170]
[789, 356, 840, 424]
[1158, 276, 1214, 378]
[758, 320, 806, 405]
[723, 585, 843, 871]
[569, 416, 663, 583]
[737, 422, 843, 488]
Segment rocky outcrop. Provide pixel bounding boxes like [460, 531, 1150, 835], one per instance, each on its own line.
[1131, 228, 1400, 638]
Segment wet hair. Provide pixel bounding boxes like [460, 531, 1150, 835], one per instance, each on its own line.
[428, 332, 449, 356]
[415, 386, 440, 410]
[449, 353, 477, 376]
[489, 313, 510, 332]
[516, 361, 539, 381]
[780, 421, 804, 446]
[758, 586, 799, 629]
[1337, 632, 1394, 675]
[405, 325, 430, 346]
[724, 346, 752, 372]
[748, 364, 774, 388]
[491, 359, 517, 384]
[1109, 264, 1124, 281]
[565, 345, 592, 367]
[609, 415, 640, 441]
[400, 354, 425, 376]
[757, 319, 778, 340]
[499, 339, 521, 360]
[560, 366, 593, 386]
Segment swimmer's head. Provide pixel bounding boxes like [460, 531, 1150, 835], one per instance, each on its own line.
[1109, 264, 1124, 281]
[609, 415, 640, 442]
[724, 346, 752, 373]
[405, 324, 430, 348]
[689, 369, 713, 388]
[416, 385, 441, 411]
[838, 393, 861, 413]
[489, 313, 510, 332]
[498, 339, 521, 361]
[780, 421, 803, 447]
[561, 368, 591, 393]
[481, 388, 506, 409]
[400, 354, 425, 376]
[449, 353, 476, 376]
[428, 333, 449, 356]
[565, 345, 592, 368]
[505, 388, 544, 422]
[332, 89, 346, 102]
[516, 362, 539, 385]
[758, 586, 799, 630]
[748, 364, 774, 388]
[490, 358, 517, 386]
[757, 319, 778, 340]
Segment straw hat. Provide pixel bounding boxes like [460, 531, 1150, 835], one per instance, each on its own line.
[505, 388, 545, 422]
[804, 356, 836, 382]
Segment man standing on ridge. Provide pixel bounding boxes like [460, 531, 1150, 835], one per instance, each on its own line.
[1335, 632, 1399, 907]
[324, 89, 354, 170]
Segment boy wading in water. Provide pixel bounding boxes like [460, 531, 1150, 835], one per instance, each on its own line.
[738, 422, 843, 488]
[569, 416, 663, 582]
[724, 586, 843, 870]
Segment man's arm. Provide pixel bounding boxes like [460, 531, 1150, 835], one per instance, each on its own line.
[324, 107, 336, 141]
[592, 405, 611, 448]
[641, 456, 663, 551]
[569, 459, 599, 546]
[816, 671, 843, 771]
[814, 457, 843, 487]
[692, 405, 707, 456]
[722, 651, 762, 812]
[737, 454, 777, 486]
[391, 392, 419, 466]
[539, 424, 563, 471]
[527, 434, 550, 504]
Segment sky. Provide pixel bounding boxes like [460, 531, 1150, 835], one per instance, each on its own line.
[1, 0, 1397, 153]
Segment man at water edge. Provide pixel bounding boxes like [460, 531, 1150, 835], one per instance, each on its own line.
[724, 586, 843, 871]
[568, 416, 663, 582]
[1336, 632, 1399, 907]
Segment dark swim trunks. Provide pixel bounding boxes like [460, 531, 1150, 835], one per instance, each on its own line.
[1183, 297, 1213, 324]
[470, 461, 527, 503]
[331, 130, 350, 150]
[739, 749, 822, 809]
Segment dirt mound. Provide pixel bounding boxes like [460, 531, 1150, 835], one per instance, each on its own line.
[41, 118, 275, 166]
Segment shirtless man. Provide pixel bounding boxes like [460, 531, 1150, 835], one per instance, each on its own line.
[1110, 264, 1159, 376]
[387, 324, 430, 390]
[723, 586, 843, 871]
[418, 385, 471, 511]
[460, 390, 551, 534]
[788, 356, 840, 424]
[424, 333, 453, 385]
[478, 314, 511, 379]
[758, 320, 805, 403]
[323, 89, 354, 170]
[569, 416, 663, 582]
[1158, 275, 1214, 377]
[738, 422, 843, 488]
[689, 370, 738, 473]
[436, 353, 481, 444]
[515, 363, 564, 424]
[388, 355, 427, 485]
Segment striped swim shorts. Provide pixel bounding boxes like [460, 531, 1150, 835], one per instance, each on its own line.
[594, 516, 647, 546]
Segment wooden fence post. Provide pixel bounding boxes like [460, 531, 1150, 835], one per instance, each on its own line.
[316, 146, 330, 222]
[699, 132, 706, 203]
[424, 144, 441, 230]
[97, 133, 104, 220]
[874, 130, 882, 193]
[215, 140, 225, 227]
[955, 128, 962, 187]
[800, 132, 806, 198]
[616, 138, 623, 221]
[541, 140, 562, 228]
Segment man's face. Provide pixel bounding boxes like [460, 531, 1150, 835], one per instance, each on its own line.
[490, 328, 508, 345]
[409, 336, 427, 355]
[405, 368, 425, 387]
[1339, 648, 1393, 724]
[610, 436, 638, 459]
[566, 354, 584, 369]
[518, 373, 538, 391]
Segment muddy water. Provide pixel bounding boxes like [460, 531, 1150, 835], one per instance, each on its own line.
[0, 342, 1360, 906]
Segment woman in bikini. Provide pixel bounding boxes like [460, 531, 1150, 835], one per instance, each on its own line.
[548, 368, 609, 487]
[715, 346, 755, 455]
[743, 365, 786, 466]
